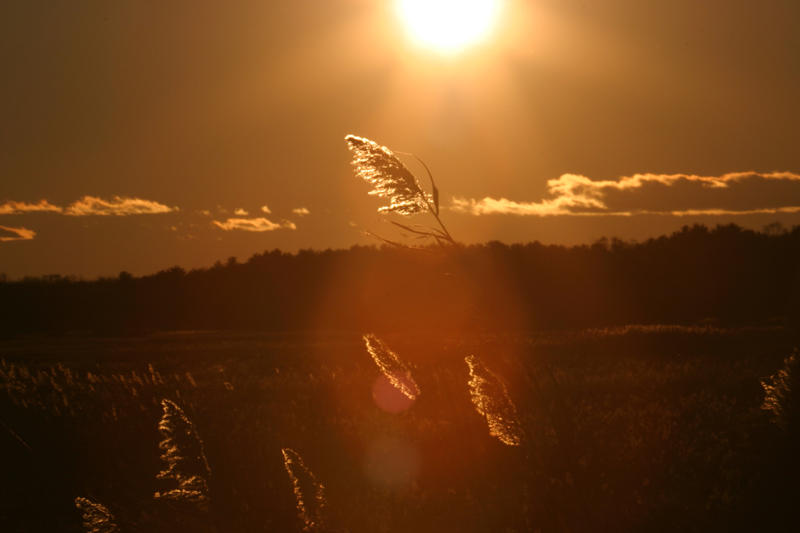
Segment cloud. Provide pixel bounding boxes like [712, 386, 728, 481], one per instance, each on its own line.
[1, 196, 177, 216]
[261, 205, 271, 214]
[0, 200, 62, 215]
[292, 207, 310, 216]
[212, 217, 296, 232]
[451, 197, 570, 216]
[234, 208, 249, 216]
[64, 196, 176, 216]
[0, 225, 36, 242]
[452, 171, 800, 217]
[667, 206, 800, 216]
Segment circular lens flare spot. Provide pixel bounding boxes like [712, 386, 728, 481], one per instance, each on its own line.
[372, 374, 415, 413]
[396, 0, 502, 54]
[364, 436, 420, 489]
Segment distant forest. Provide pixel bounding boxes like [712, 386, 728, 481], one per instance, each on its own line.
[2, 223, 799, 337]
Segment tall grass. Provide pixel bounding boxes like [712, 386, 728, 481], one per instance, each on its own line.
[363, 333, 421, 400]
[761, 350, 800, 430]
[74, 497, 118, 533]
[153, 398, 211, 507]
[281, 447, 327, 532]
[465, 354, 524, 446]
[1, 328, 795, 531]
[345, 134, 455, 246]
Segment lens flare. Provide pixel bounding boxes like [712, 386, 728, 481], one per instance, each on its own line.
[396, 0, 502, 54]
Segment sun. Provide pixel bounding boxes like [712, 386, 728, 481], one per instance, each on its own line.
[396, 0, 503, 54]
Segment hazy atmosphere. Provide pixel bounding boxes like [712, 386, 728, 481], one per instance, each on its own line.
[2, 0, 800, 277]
[3, 3, 800, 532]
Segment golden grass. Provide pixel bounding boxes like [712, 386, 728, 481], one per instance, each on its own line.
[465, 354, 524, 446]
[281, 447, 326, 532]
[74, 497, 118, 533]
[363, 333, 421, 400]
[153, 399, 211, 507]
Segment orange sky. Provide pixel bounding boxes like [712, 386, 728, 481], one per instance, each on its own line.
[2, 0, 800, 278]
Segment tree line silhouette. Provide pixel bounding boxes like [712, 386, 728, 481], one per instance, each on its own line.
[1, 223, 799, 337]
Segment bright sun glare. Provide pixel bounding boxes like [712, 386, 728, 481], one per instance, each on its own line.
[396, 0, 502, 54]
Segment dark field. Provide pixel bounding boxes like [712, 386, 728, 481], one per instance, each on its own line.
[2, 326, 799, 532]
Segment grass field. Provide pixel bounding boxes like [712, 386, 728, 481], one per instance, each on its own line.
[1, 326, 798, 532]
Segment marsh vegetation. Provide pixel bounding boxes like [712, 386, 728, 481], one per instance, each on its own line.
[1, 327, 799, 531]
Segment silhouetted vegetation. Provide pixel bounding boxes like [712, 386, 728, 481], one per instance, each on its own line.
[2, 224, 800, 531]
[1, 328, 799, 532]
[1, 223, 799, 337]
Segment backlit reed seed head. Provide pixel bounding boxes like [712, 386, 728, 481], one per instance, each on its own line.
[154, 398, 211, 507]
[345, 134, 430, 215]
[761, 352, 800, 429]
[74, 497, 119, 533]
[363, 333, 421, 400]
[465, 355, 524, 447]
[281, 448, 326, 533]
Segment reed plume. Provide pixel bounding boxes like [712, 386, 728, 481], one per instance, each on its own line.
[345, 134, 455, 245]
[153, 399, 211, 507]
[74, 497, 118, 533]
[363, 333, 421, 400]
[465, 355, 524, 446]
[281, 447, 327, 532]
[345, 134, 430, 215]
[761, 351, 800, 429]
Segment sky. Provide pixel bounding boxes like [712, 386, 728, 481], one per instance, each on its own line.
[2, 0, 800, 278]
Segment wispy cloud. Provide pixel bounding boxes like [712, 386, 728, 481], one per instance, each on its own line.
[0, 200, 62, 215]
[451, 196, 569, 216]
[668, 206, 800, 216]
[234, 208, 249, 216]
[1, 196, 176, 216]
[292, 207, 310, 216]
[452, 171, 800, 217]
[64, 196, 176, 216]
[0, 225, 36, 242]
[261, 205, 272, 214]
[212, 217, 296, 232]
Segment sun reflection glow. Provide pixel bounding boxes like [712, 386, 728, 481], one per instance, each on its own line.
[396, 0, 503, 54]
